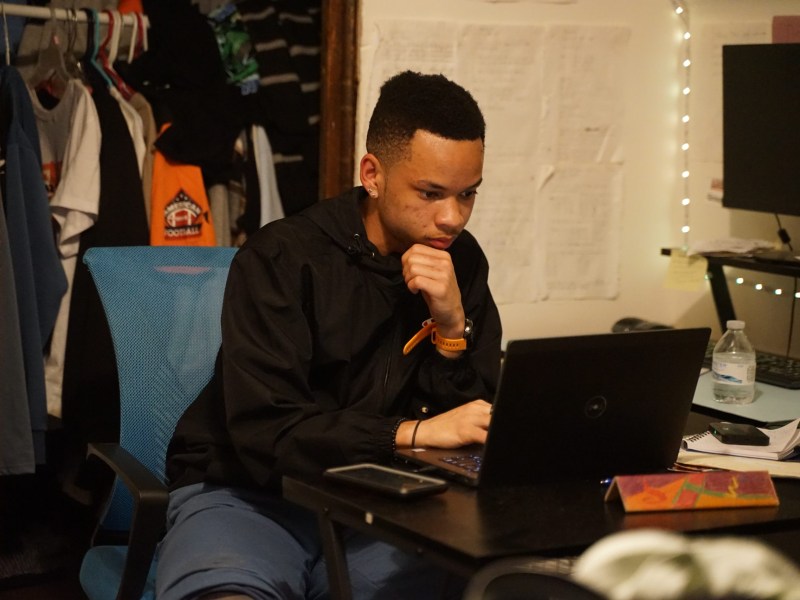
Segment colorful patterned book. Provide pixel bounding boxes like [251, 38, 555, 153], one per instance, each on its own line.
[605, 471, 779, 512]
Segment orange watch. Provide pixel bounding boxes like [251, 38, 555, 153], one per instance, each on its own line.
[402, 318, 474, 355]
[432, 318, 474, 352]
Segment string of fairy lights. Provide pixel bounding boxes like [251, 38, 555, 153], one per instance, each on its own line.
[671, 1, 799, 305]
[732, 276, 800, 299]
[672, 1, 692, 250]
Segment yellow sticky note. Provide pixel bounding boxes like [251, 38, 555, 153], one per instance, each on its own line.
[664, 253, 708, 291]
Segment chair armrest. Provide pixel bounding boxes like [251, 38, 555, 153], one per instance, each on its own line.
[86, 442, 170, 600]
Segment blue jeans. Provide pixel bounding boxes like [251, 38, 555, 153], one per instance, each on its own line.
[155, 483, 464, 600]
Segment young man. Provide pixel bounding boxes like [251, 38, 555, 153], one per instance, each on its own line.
[157, 71, 502, 600]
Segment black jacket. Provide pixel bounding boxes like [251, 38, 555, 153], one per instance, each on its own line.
[166, 187, 502, 491]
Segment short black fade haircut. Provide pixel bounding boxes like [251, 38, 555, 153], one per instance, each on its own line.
[366, 70, 485, 165]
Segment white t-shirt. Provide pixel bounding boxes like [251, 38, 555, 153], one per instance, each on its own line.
[252, 124, 284, 227]
[28, 78, 102, 417]
[30, 78, 102, 260]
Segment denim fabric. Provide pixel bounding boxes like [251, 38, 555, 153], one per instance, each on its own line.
[156, 483, 464, 600]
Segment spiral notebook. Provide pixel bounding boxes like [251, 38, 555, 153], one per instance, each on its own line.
[396, 327, 711, 487]
[683, 418, 800, 461]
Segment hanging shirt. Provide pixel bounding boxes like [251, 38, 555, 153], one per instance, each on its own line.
[127, 91, 157, 224]
[28, 78, 102, 418]
[60, 72, 149, 466]
[0, 66, 67, 465]
[28, 79, 102, 259]
[251, 124, 283, 227]
[150, 124, 216, 246]
[236, 0, 321, 215]
[0, 187, 36, 475]
[109, 86, 146, 179]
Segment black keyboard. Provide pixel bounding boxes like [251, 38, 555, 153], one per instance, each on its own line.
[703, 342, 800, 390]
[441, 453, 483, 474]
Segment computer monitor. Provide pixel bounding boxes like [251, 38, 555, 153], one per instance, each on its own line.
[722, 43, 800, 218]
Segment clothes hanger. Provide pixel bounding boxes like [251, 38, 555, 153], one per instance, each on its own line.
[63, 8, 85, 82]
[113, 12, 137, 100]
[140, 11, 148, 53]
[2, 2, 11, 66]
[106, 10, 121, 66]
[131, 12, 148, 59]
[99, 10, 134, 99]
[126, 12, 138, 64]
[28, 8, 72, 98]
[82, 8, 113, 89]
[96, 8, 114, 69]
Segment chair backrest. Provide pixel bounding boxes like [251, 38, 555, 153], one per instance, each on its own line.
[83, 246, 236, 532]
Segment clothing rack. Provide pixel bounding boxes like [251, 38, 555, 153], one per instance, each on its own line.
[0, 2, 149, 27]
[0, 2, 149, 64]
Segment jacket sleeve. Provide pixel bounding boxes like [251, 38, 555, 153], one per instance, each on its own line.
[220, 244, 402, 487]
[413, 238, 503, 416]
[220, 228, 502, 487]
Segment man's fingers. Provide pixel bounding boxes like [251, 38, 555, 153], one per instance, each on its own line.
[416, 400, 492, 448]
[402, 244, 463, 329]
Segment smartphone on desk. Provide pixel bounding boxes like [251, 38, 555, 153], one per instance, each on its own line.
[324, 463, 448, 499]
[709, 422, 770, 446]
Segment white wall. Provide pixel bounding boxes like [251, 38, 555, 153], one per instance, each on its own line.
[685, 0, 800, 357]
[356, 0, 800, 354]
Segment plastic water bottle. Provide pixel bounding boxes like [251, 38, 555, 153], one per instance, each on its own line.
[712, 320, 756, 404]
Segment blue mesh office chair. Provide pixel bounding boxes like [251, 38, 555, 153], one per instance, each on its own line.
[78, 246, 236, 600]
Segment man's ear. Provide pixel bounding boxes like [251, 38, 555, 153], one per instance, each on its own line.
[359, 153, 383, 194]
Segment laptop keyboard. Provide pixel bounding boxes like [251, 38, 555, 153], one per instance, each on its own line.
[441, 453, 483, 473]
[703, 341, 800, 390]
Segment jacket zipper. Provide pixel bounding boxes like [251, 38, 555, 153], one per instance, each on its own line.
[383, 320, 402, 402]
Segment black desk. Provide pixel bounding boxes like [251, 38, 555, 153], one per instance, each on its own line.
[661, 249, 800, 332]
[283, 434, 800, 599]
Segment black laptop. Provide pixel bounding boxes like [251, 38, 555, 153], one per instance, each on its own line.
[396, 327, 711, 487]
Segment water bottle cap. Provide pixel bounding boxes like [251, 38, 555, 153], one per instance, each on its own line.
[726, 320, 745, 330]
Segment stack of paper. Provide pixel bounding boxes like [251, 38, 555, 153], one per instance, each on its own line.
[686, 238, 776, 256]
[683, 418, 800, 461]
[675, 451, 800, 480]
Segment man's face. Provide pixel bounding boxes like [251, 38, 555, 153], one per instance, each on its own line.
[369, 130, 484, 255]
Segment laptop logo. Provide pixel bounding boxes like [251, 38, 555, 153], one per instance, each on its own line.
[585, 395, 607, 418]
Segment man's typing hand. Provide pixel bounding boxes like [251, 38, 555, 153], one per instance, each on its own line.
[401, 244, 465, 340]
[398, 399, 492, 449]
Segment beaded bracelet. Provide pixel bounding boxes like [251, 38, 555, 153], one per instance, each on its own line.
[390, 417, 409, 455]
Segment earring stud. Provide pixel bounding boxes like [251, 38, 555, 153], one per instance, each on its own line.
[368, 188, 377, 198]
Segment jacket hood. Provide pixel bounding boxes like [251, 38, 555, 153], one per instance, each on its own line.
[301, 187, 404, 279]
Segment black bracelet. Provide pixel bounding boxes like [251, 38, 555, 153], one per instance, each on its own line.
[390, 418, 408, 455]
[411, 420, 422, 448]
